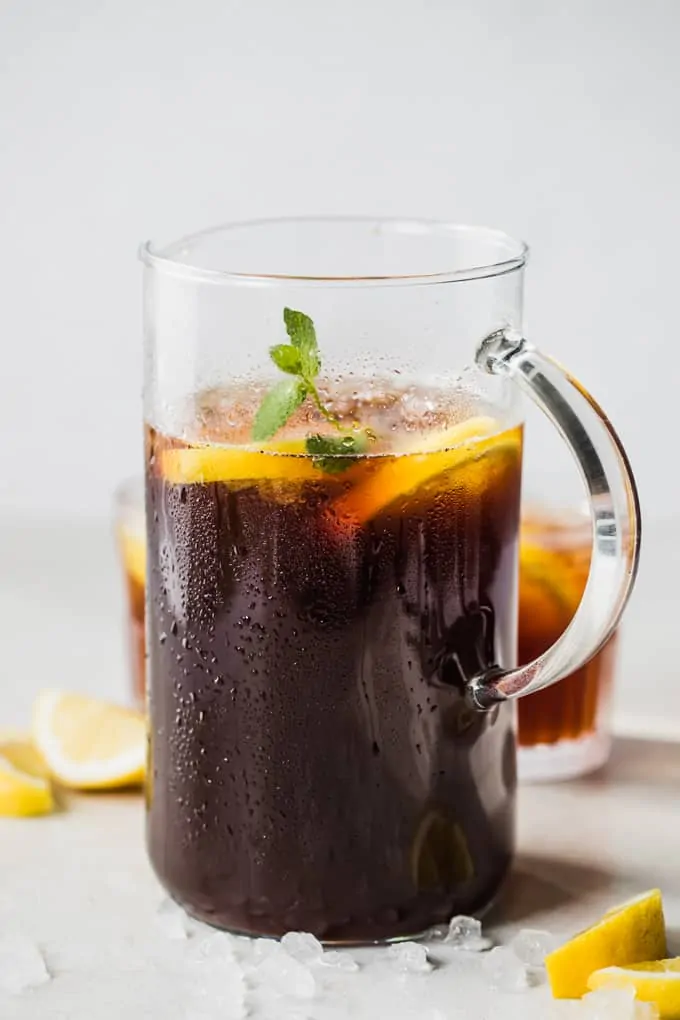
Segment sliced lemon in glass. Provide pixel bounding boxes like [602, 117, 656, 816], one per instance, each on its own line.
[331, 416, 520, 526]
[159, 439, 319, 485]
[545, 890, 667, 998]
[119, 529, 146, 587]
[33, 691, 146, 791]
[410, 808, 474, 890]
[588, 959, 680, 1017]
[0, 735, 54, 816]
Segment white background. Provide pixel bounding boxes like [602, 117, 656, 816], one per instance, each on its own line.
[1, 0, 679, 522]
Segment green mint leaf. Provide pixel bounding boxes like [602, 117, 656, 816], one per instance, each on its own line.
[305, 431, 369, 474]
[252, 378, 307, 441]
[283, 307, 320, 379]
[270, 344, 302, 375]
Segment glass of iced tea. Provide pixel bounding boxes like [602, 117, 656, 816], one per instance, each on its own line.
[517, 504, 619, 781]
[113, 477, 146, 709]
[140, 218, 640, 942]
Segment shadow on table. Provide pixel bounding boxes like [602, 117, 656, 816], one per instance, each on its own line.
[486, 855, 616, 927]
[597, 736, 680, 789]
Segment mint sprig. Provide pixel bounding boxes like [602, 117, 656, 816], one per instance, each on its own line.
[252, 308, 373, 473]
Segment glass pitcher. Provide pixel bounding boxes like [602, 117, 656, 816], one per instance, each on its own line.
[141, 218, 640, 943]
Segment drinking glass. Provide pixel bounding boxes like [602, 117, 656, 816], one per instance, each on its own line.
[113, 477, 146, 709]
[517, 502, 619, 780]
[141, 218, 640, 943]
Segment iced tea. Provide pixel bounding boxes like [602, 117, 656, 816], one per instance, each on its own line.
[146, 384, 523, 941]
[115, 479, 146, 709]
[517, 510, 617, 752]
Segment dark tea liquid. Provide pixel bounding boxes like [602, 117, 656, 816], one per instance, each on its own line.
[517, 512, 617, 747]
[146, 387, 523, 941]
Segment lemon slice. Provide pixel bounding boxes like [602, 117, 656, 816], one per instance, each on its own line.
[410, 809, 474, 890]
[519, 543, 584, 641]
[331, 416, 519, 526]
[588, 959, 680, 1017]
[160, 439, 317, 485]
[33, 691, 146, 790]
[545, 890, 667, 998]
[120, 528, 146, 587]
[0, 736, 54, 816]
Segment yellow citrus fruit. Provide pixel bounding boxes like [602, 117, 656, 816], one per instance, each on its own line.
[33, 691, 146, 790]
[0, 735, 54, 816]
[545, 890, 667, 998]
[160, 439, 315, 485]
[331, 416, 520, 526]
[588, 959, 680, 1017]
[120, 528, 146, 587]
[410, 809, 474, 890]
[519, 543, 584, 638]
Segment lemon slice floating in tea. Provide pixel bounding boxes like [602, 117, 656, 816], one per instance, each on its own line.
[587, 958, 680, 1017]
[160, 439, 319, 485]
[545, 889, 667, 998]
[33, 691, 146, 791]
[331, 416, 521, 526]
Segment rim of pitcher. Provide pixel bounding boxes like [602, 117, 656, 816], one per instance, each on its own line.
[139, 216, 529, 287]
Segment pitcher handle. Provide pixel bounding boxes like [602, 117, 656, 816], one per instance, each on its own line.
[468, 329, 641, 710]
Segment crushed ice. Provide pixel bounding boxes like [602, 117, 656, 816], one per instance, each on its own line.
[280, 931, 359, 972]
[485, 945, 534, 992]
[281, 931, 324, 965]
[182, 930, 246, 1017]
[249, 940, 316, 1000]
[156, 897, 191, 940]
[580, 986, 658, 1019]
[321, 949, 359, 972]
[387, 941, 433, 973]
[508, 928, 559, 967]
[441, 914, 493, 951]
[0, 934, 51, 995]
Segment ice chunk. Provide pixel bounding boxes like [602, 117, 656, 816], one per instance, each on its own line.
[321, 949, 359, 972]
[443, 915, 493, 951]
[0, 935, 50, 995]
[156, 897, 190, 940]
[509, 928, 559, 967]
[281, 932, 324, 965]
[253, 944, 316, 999]
[580, 987, 658, 1019]
[184, 955, 246, 1017]
[387, 941, 432, 973]
[190, 930, 237, 963]
[485, 946, 532, 992]
[252, 937, 279, 960]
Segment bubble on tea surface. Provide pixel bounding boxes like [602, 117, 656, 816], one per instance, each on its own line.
[0, 935, 50, 994]
[387, 941, 433, 973]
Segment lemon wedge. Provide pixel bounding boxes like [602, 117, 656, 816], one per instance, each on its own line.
[331, 417, 520, 526]
[160, 439, 317, 485]
[33, 691, 146, 790]
[120, 528, 146, 587]
[0, 735, 54, 816]
[587, 959, 680, 1017]
[545, 890, 667, 998]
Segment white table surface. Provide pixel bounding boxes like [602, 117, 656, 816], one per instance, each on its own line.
[1, 515, 679, 1019]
